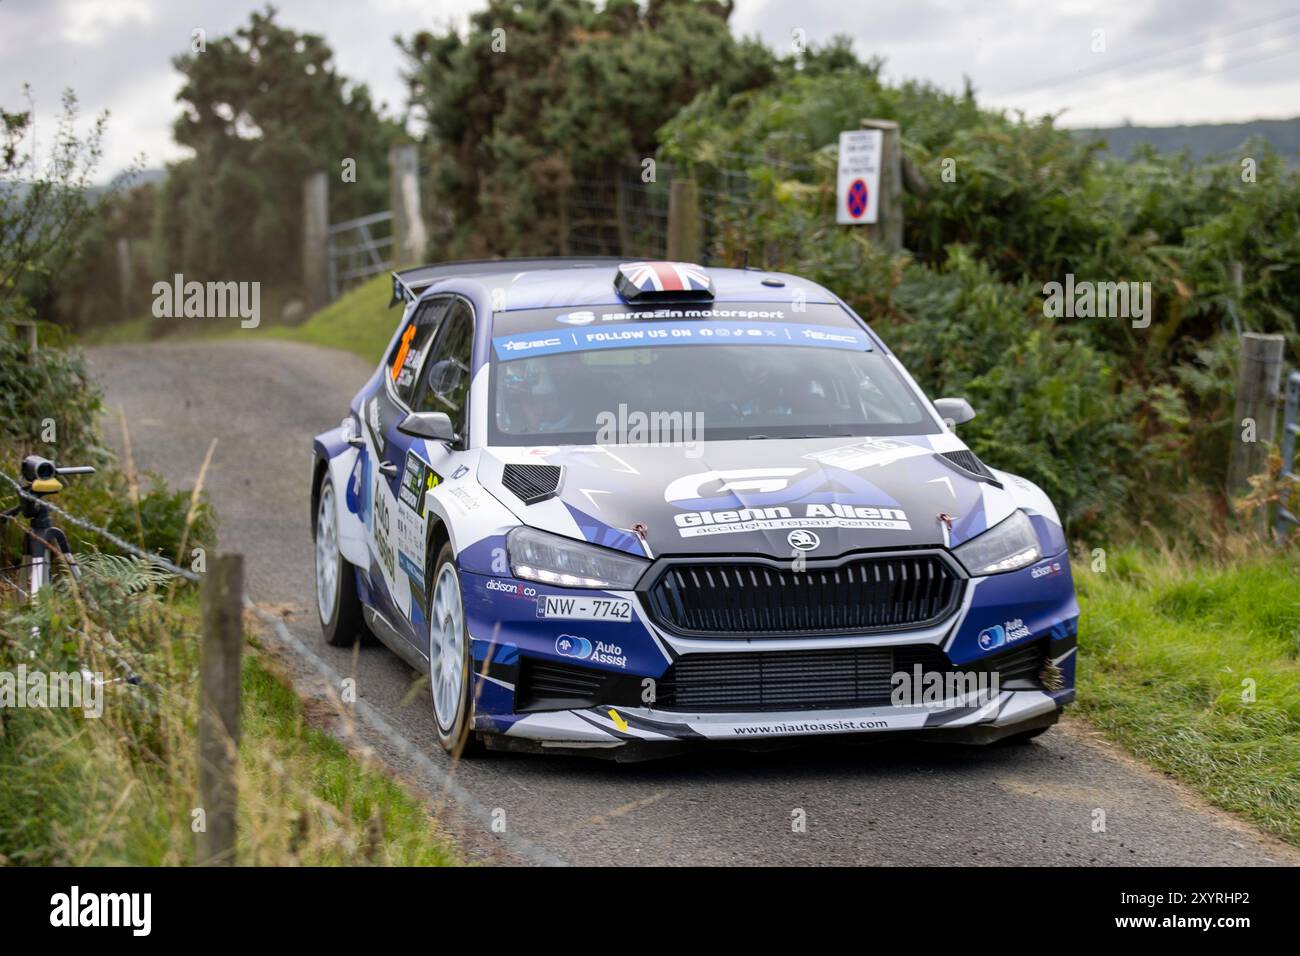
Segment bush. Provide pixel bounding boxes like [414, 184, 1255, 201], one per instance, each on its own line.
[0, 323, 213, 581]
[656, 48, 1300, 545]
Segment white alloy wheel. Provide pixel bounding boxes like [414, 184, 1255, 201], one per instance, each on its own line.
[316, 481, 340, 624]
[429, 561, 466, 732]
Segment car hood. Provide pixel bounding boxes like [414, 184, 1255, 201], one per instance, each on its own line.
[479, 435, 1020, 559]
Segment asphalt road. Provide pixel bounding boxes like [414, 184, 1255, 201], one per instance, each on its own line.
[88, 339, 1298, 866]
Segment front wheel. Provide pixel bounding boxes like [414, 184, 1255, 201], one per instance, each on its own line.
[315, 475, 367, 647]
[427, 542, 481, 757]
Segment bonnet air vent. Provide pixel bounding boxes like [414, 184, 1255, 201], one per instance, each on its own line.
[501, 463, 563, 505]
[937, 450, 1002, 487]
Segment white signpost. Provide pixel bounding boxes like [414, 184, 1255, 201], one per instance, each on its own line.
[836, 129, 883, 225]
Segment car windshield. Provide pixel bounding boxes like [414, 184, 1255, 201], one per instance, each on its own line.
[488, 306, 937, 445]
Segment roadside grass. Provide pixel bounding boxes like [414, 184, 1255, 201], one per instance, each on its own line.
[261, 273, 393, 363]
[76, 315, 157, 346]
[78, 314, 238, 348]
[76, 277, 393, 360]
[0, 590, 458, 866]
[1075, 542, 1300, 845]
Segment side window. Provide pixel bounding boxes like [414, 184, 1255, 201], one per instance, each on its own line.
[387, 298, 449, 404]
[415, 299, 474, 436]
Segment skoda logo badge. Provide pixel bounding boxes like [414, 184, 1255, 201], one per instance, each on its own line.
[787, 529, 820, 552]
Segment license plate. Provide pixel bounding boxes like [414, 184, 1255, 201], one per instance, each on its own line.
[537, 595, 632, 622]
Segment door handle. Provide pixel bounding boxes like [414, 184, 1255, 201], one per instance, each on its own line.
[378, 460, 398, 478]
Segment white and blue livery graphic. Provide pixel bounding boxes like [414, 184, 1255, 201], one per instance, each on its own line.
[310, 259, 1079, 758]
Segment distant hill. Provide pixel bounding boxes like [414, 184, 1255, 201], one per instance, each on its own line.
[1074, 117, 1300, 164]
[88, 167, 167, 199]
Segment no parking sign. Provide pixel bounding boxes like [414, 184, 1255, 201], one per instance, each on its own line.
[836, 129, 882, 225]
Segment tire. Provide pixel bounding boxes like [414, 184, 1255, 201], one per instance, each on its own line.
[315, 475, 367, 648]
[426, 541, 482, 757]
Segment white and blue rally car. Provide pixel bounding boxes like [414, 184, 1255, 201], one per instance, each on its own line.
[311, 258, 1079, 758]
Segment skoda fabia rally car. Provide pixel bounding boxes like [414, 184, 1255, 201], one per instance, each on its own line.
[311, 258, 1079, 758]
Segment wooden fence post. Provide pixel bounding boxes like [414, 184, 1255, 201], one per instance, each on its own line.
[302, 171, 330, 311]
[667, 178, 701, 262]
[1228, 332, 1286, 505]
[13, 321, 37, 353]
[197, 553, 243, 866]
[388, 144, 426, 268]
[115, 237, 132, 323]
[860, 118, 903, 253]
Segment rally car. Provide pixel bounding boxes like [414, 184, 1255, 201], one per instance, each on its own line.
[310, 257, 1079, 758]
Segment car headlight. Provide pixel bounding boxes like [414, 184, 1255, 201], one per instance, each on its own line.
[952, 510, 1042, 575]
[507, 527, 649, 589]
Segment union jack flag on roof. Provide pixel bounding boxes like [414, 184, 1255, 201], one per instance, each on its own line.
[614, 260, 715, 302]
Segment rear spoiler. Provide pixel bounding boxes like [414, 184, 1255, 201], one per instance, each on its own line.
[388, 256, 637, 308]
[389, 272, 418, 308]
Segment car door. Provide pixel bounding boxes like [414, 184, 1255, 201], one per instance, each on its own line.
[360, 296, 449, 634]
[380, 296, 476, 648]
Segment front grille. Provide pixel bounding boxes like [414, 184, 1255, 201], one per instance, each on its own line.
[650, 642, 946, 712]
[514, 657, 642, 712]
[514, 640, 1049, 713]
[654, 640, 1045, 712]
[645, 553, 961, 637]
[969, 639, 1044, 685]
[657, 645, 945, 711]
[515, 658, 603, 710]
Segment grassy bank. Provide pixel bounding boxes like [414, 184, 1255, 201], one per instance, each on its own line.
[79, 274, 395, 365]
[1075, 544, 1300, 845]
[262, 274, 393, 363]
[0, 590, 457, 866]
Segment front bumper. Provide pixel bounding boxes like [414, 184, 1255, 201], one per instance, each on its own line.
[459, 543, 1080, 758]
[485, 689, 1067, 760]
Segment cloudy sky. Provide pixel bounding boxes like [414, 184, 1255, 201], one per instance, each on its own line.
[3, 0, 1299, 179]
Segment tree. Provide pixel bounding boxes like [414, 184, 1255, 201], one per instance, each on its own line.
[397, 0, 775, 257]
[0, 87, 114, 320]
[156, 6, 398, 286]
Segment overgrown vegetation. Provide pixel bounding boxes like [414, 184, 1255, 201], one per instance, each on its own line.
[657, 45, 1300, 545]
[0, 578, 457, 865]
[0, 325, 453, 865]
[1, 93, 454, 864]
[0, 86, 134, 328]
[1076, 543, 1300, 845]
[0, 319, 214, 570]
[8, 7, 402, 333]
[154, 7, 399, 291]
[399, 0, 773, 257]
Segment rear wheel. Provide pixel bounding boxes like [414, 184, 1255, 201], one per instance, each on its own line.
[427, 542, 482, 757]
[315, 476, 367, 647]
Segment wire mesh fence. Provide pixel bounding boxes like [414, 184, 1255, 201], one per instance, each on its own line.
[566, 161, 674, 259]
[564, 153, 819, 264]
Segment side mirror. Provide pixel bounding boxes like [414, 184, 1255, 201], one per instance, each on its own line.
[933, 397, 975, 429]
[398, 411, 457, 443]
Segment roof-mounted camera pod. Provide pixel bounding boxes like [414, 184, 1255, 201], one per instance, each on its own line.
[613, 261, 715, 304]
